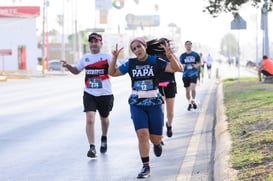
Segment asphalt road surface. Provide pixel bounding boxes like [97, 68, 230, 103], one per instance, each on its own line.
[0, 63, 256, 181]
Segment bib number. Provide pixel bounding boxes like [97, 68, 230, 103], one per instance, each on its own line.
[133, 80, 153, 91]
[187, 64, 193, 70]
[87, 78, 102, 88]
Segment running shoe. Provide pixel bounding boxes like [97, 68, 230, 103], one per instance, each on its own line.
[137, 165, 151, 179]
[187, 103, 192, 111]
[100, 136, 107, 154]
[192, 102, 197, 109]
[166, 122, 173, 137]
[153, 144, 162, 157]
[87, 146, 97, 158]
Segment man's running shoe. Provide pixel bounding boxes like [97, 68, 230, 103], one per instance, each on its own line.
[100, 136, 107, 154]
[187, 104, 192, 111]
[137, 165, 151, 179]
[192, 102, 197, 109]
[153, 144, 162, 157]
[87, 146, 97, 158]
[166, 122, 173, 137]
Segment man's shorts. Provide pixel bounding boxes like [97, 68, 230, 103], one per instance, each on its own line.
[130, 104, 164, 135]
[262, 69, 273, 76]
[159, 82, 177, 99]
[182, 76, 198, 88]
[83, 92, 114, 118]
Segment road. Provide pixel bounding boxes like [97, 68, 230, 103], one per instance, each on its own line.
[0, 64, 256, 181]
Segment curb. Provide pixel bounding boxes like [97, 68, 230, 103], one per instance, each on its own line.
[214, 81, 238, 180]
[0, 75, 7, 81]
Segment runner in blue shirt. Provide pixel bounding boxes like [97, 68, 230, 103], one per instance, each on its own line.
[179, 40, 201, 111]
[109, 37, 182, 179]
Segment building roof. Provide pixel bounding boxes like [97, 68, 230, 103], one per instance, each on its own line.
[0, 6, 40, 18]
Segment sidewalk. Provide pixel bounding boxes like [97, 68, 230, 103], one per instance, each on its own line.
[0, 70, 69, 81]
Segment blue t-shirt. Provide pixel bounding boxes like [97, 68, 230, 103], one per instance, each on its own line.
[118, 55, 167, 106]
[179, 51, 200, 77]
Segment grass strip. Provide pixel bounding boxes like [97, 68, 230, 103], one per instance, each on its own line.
[223, 77, 273, 180]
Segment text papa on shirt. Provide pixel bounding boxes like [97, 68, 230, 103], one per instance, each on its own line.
[132, 65, 155, 77]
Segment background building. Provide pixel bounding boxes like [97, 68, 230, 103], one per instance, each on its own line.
[0, 6, 40, 72]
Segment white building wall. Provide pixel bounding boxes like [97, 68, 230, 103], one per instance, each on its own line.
[0, 17, 38, 71]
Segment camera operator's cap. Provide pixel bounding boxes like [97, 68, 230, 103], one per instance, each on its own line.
[88, 32, 102, 42]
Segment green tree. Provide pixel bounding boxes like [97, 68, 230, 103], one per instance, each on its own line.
[205, 0, 273, 17]
[220, 33, 238, 58]
[67, 31, 87, 46]
[48, 29, 59, 36]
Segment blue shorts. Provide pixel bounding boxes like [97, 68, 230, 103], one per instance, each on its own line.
[130, 104, 164, 135]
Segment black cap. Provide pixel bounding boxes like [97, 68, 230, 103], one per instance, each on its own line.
[88, 33, 102, 42]
[263, 55, 268, 59]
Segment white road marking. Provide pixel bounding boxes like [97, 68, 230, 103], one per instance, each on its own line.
[176, 81, 214, 181]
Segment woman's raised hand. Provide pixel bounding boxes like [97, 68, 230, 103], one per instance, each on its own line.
[112, 44, 124, 58]
[160, 41, 172, 57]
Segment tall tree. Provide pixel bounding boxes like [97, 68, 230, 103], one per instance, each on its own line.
[220, 33, 238, 58]
[205, 0, 273, 17]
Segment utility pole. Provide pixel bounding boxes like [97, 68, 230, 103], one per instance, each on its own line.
[261, 0, 269, 57]
[42, 0, 49, 74]
[42, 0, 45, 59]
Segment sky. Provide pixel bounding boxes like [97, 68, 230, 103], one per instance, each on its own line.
[1, 0, 272, 59]
[1, 0, 232, 40]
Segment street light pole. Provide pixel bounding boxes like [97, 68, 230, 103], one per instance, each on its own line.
[42, 0, 45, 59]
[61, 0, 65, 60]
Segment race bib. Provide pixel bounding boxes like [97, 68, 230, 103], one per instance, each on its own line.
[187, 64, 193, 70]
[133, 79, 153, 91]
[87, 78, 102, 88]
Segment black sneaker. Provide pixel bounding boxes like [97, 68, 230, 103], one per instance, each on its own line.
[153, 144, 162, 157]
[137, 165, 151, 179]
[166, 122, 173, 137]
[187, 104, 192, 111]
[87, 146, 97, 158]
[100, 136, 107, 154]
[192, 102, 197, 109]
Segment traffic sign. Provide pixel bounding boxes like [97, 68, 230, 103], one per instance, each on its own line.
[231, 14, 247, 30]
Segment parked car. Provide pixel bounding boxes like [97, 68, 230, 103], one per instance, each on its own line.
[48, 60, 66, 71]
[246, 59, 262, 68]
[246, 60, 257, 68]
